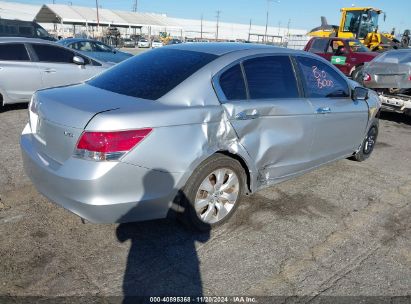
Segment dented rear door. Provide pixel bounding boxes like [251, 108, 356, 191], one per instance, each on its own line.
[220, 55, 316, 182]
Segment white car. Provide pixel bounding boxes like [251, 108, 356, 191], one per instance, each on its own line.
[0, 37, 109, 111]
[151, 40, 163, 48]
[137, 39, 150, 48]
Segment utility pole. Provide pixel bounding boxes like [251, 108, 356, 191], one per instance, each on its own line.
[287, 18, 290, 37]
[216, 10, 221, 41]
[248, 19, 252, 42]
[95, 0, 100, 31]
[264, 0, 280, 43]
[53, 0, 56, 32]
[200, 14, 203, 39]
[278, 20, 281, 37]
[264, 1, 269, 43]
[132, 0, 138, 12]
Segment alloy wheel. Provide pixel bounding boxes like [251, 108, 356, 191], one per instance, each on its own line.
[364, 128, 377, 154]
[194, 168, 240, 224]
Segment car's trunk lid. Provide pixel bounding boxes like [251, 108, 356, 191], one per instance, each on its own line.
[30, 84, 154, 164]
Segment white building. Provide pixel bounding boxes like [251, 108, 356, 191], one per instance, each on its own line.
[0, 1, 309, 47]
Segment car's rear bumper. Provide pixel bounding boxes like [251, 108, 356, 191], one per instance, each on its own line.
[20, 125, 183, 223]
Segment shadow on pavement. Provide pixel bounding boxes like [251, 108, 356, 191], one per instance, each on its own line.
[379, 111, 411, 126]
[0, 103, 28, 113]
[116, 170, 210, 302]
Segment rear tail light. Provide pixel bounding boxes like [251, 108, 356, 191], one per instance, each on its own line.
[409, 75, 411, 81]
[74, 129, 152, 161]
[363, 73, 371, 82]
[29, 94, 38, 114]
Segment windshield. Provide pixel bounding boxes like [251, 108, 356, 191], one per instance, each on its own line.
[358, 11, 379, 39]
[343, 10, 379, 39]
[348, 40, 370, 52]
[88, 48, 218, 100]
[36, 26, 50, 38]
[94, 42, 112, 52]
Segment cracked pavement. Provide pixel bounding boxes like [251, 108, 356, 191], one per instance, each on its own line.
[0, 105, 410, 299]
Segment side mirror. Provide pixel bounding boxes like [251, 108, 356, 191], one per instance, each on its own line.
[352, 87, 368, 101]
[73, 56, 85, 65]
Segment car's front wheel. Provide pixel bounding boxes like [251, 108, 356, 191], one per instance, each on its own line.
[179, 154, 246, 231]
[351, 125, 378, 162]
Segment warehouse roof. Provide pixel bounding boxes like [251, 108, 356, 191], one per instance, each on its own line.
[34, 4, 181, 28]
[0, 0, 38, 21]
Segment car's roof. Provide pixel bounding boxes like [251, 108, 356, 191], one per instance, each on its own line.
[164, 42, 295, 56]
[0, 37, 56, 44]
[59, 38, 98, 43]
[385, 48, 411, 53]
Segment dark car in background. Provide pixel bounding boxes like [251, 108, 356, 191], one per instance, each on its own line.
[0, 18, 56, 41]
[167, 39, 182, 45]
[58, 38, 133, 64]
[304, 37, 378, 82]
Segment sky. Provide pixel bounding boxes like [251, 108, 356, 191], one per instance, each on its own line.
[8, 0, 411, 34]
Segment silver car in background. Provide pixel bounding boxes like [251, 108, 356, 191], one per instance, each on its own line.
[0, 38, 109, 111]
[21, 43, 380, 231]
[362, 49, 411, 115]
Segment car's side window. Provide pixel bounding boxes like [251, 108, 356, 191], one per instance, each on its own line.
[242, 56, 299, 99]
[77, 41, 93, 52]
[0, 43, 30, 61]
[219, 64, 247, 101]
[67, 43, 77, 50]
[296, 56, 350, 98]
[31, 44, 76, 64]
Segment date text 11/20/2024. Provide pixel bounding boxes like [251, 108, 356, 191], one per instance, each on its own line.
[149, 296, 257, 303]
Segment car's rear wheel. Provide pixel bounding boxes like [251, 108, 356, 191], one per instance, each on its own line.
[178, 154, 246, 231]
[351, 125, 378, 162]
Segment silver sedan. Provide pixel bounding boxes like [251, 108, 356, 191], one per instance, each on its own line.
[0, 37, 109, 111]
[21, 43, 380, 230]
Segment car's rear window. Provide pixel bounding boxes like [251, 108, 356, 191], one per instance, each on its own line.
[309, 39, 328, 53]
[374, 51, 411, 64]
[88, 48, 217, 100]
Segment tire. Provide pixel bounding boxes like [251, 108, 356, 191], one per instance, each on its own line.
[0, 96, 4, 113]
[178, 154, 246, 231]
[351, 125, 378, 162]
[351, 66, 364, 84]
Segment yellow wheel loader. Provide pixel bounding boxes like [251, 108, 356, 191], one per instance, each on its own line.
[308, 7, 402, 51]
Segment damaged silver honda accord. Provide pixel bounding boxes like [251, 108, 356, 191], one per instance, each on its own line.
[21, 43, 380, 230]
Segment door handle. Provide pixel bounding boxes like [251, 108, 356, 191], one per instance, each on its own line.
[44, 68, 56, 73]
[317, 107, 331, 114]
[235, 109, 260, 120]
